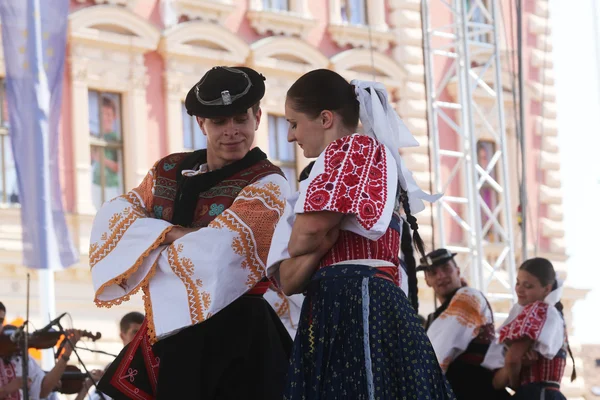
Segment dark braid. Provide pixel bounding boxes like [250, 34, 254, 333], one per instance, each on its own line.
[401, 218, 419, 312]
[552, 283, 577, 382]
[400, 187, 426, 312]
[400, 188, 426, 257]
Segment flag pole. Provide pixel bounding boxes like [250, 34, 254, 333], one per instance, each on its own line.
[39, 270, 56, 370]
[26, 0, 57, 370]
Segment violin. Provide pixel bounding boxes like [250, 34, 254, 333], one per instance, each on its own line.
[57, 365, 90, 394]
[0, 325, 63, 358]
[54, 329, 102, 359]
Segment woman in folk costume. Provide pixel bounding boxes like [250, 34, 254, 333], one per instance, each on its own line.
[482, 258, 576, 399]
[267, 69, 454, 399]
[90, 66, 293, 400]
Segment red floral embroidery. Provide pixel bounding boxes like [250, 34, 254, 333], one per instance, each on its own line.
[0, 359, 20, 400]
[499, 301, 549, 343]
[304, 135, 388, 230]
[343, 173, 360, 187]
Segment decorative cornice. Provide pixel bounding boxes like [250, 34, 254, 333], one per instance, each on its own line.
[75, 0, 138, 8]
[330, 48, 405, 88]
[159, 21, 250, 64]
[250, 36, 330, 75]
[176, 0, 236, 24]
[69, 5, 160, 53]
[247, 9, 316, 38]
[328, 24, 395, 52]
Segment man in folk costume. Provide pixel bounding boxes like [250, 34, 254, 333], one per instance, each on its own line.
[90, 66, 292, 400]
[419, 249, 510, 400]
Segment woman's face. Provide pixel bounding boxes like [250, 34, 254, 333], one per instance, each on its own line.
[285, 99, 328, 158]
[515, 269, 553, 306]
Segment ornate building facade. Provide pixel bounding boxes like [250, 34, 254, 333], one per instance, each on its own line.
[0, 0, 587, 396]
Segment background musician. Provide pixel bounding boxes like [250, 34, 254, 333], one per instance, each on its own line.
[0, 301, 82, 400]
[74, 312, 144, 400]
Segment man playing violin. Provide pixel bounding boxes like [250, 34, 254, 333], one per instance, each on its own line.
[0, 301, 82, 400]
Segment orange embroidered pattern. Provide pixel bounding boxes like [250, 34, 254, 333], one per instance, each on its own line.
[236, 182, 285, 211]
[95, 255, 160, 310]
[89, 204, 146, 268]
[131, 166, 157, 214]
[142, 284, 157, 344]
[210, 183, 284, 287]
[439, 291, 485, 333]
[168, 243, 211, 324]
[274, 291, 290, 318]
[440, 356, 453, 372]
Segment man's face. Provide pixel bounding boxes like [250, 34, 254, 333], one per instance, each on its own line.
[424, 260, 463, 299]
[197, 107, 260, 167]
[101, 105, 116, 134]
[0, 310, 5, 334]
[120, 322, 142, 346]
[478, 148, 488, 167]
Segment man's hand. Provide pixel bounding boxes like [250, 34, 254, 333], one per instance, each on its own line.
[83, 370, 104, 392]
[61, 329, 82, 358]
[0, 377, 24, 398]
[74, 369, 104, 400]
[162, 226, 200, 245]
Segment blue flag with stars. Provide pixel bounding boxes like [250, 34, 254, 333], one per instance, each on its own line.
[0, 0, 77, 269]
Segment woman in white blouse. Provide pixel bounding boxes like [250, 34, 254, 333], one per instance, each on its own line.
[485, 258, 576, 399]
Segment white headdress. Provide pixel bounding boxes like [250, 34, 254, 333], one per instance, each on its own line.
[351, 80, 442, 214]
[544, 279, 564, 306]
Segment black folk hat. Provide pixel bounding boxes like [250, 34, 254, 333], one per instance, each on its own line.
[185, 66, 266, 118]
[416, 248, 458, 272]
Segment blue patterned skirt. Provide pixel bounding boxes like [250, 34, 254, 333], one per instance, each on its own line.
[285, 264, 455, 400]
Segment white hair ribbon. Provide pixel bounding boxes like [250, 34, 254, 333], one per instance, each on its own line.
[351, 79, 442, 214]
[544, 279, 564, 306]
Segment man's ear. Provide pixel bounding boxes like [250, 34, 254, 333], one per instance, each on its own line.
[196, 116, 207, 135]
[424, 274, 433, 288]
[254, 107, 262, 131]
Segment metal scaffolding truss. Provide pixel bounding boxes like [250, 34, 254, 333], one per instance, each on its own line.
[421, 0, 517, 306]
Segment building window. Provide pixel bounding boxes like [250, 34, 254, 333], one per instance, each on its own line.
[341, 0, 368, 25]
[181, 103, 207, 151]
[263, 0, 289, 11]
[0, 79, 19, 206]
[89, 90, 125, 210]
[477, 140, 499, 242]
[467, 0, 490, 43]
[268, 114, 297, 190]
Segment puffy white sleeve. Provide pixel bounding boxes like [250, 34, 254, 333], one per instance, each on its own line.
[498, 301, 565, 359]
[295, 134, 397, 240]
[481, 339, 505, 370]
[427, 288, 490, 372]
[147, 173, 290, 340]
[265, 191, 299, 279]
